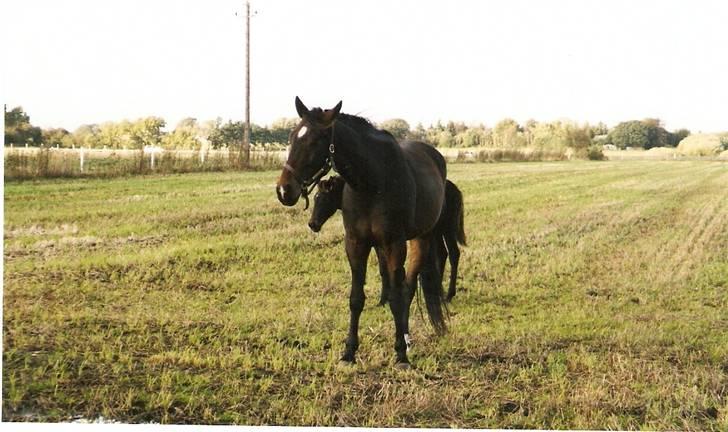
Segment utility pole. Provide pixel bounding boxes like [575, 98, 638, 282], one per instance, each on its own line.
[242, 0, 251, 167]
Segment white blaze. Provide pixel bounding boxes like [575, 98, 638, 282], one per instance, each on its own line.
[297, 126, 308, 138]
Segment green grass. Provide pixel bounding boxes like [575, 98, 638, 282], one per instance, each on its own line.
[3, 161, 727, 428]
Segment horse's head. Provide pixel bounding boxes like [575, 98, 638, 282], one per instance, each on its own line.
[308, 176, 345, 232]
[276, 96, 342, 206]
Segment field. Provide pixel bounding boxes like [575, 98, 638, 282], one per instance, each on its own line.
[3, 160, 727, 429]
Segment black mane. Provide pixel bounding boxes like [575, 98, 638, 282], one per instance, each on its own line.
[337, 113, 397, 142]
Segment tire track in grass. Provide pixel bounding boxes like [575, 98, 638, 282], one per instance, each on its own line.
[671, 168, 728, 282]
[627, 164, 727, 285]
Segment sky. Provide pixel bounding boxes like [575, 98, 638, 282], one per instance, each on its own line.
[1, 0, 727, 133]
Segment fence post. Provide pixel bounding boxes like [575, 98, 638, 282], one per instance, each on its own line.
[200, 148, 205, 164]
[80, 147, 85, 172]
[151, 151, 155, 170]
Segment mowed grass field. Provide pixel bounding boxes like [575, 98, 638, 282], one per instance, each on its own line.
[3, 161, 727, 429]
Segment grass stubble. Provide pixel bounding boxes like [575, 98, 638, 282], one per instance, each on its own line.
[2, 160, 727, 429]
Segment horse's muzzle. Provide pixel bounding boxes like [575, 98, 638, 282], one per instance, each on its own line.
[308, 220, 321, 232]
[276, 183, 299, 206]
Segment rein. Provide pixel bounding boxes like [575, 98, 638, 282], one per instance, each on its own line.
[283, 123, 337, 210]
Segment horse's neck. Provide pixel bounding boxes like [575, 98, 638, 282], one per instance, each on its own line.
[332, 123, 389, 192]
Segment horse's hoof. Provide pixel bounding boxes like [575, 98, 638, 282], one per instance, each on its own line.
[340, 353, 356, 364]
[394, 362, 412, 370]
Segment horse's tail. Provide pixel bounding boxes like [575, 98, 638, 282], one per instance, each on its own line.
[446, 180, 467, 246]
[420, 250, 448, 335]
[417, 181, 459, 336]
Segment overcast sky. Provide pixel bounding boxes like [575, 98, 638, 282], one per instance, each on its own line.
[2, 0, 727, 132]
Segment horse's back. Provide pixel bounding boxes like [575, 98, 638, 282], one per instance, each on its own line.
[399, 140, 447, 238]
[400, 140, 446, 180]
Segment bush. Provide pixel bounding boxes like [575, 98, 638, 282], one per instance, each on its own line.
[454, 148, 568, 163]
[586, 145, 605, 160]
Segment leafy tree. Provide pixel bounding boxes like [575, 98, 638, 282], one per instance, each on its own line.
[531, 122, 567, 149]
[128, 117, 165, 149]
[435, 130, 455, 148]
[379, 118, 410, 140]
[74, 124, 102, 148]
[564, 122, 592, 150]
[607, 119, 682, 149]
[642, 118, 669, 149]
[164, 117, 200, 149]
[41, 128, 72, 148]
[445, 121, 467, 135]
[197, 118, 221, 143]
[493, 118, 524, 148]
[268, 117, 298, 144]
[409, 123, 427, 141]
[667, 128, 690, 147]
[456, 126, 490, 147]
[523, 119, 538, 146]
[96, 122, 126, 149]
[209, 120, 243, 149]
[720, 134, 728, 152]
[607, 120, 650, 149]
[590, 122, 609, 137]
[4, 106, 42, 146]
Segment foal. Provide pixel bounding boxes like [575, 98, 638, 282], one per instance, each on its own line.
[309, 176, 466, 302]
[308, 176, 391, 306]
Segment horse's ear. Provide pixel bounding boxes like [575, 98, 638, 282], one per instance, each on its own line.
[320, 179, 331, 192]
[331, 101, 342, 117]
[295, 96, 309, 118]
[322, 100, 342, 126]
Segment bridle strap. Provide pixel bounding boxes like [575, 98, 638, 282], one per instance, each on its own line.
[282, 122, 338, 210]
[329, 123, 337, 172]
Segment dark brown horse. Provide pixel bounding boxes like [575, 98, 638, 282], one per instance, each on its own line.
[309, 176, 467, 303]
[276, 97, 447, 366]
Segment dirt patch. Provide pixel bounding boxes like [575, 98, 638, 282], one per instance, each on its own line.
[4, 223, 79, 239]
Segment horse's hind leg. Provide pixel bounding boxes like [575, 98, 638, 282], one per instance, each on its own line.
[445, 234, 460, 302]
[403, 236, 431, 348]
[437, 237, 448, 295]
[438, 237, 448, 275]
[341, 235, 371, 363]
[382, 239, 410, 366]
[375, 247, 390, 306]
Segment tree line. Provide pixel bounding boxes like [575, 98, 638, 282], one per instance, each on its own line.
[4, 106, 691, 152]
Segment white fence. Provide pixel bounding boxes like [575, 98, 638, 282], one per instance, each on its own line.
[4, 145, 289, 172]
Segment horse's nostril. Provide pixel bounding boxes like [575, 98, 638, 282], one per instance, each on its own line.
[308, 221, 320, 232]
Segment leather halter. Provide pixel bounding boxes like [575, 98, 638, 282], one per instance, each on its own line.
[282, 123, 337, 210]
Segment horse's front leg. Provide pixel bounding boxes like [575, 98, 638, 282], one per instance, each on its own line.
[382, 239, 409, 366]
[375, 247, 390, 306]
[341, 235, 371, 363]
